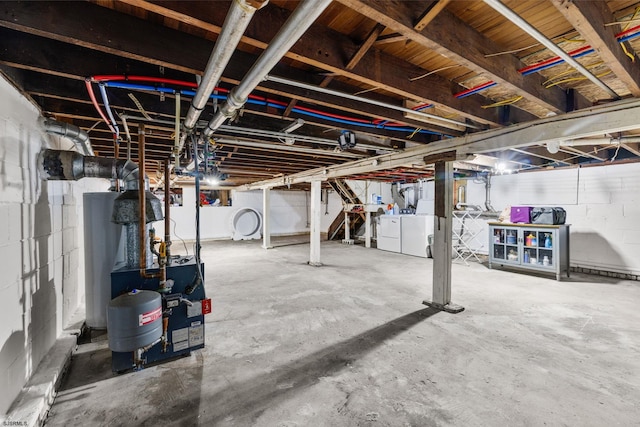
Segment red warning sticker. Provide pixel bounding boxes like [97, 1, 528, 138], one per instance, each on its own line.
[202, 298, 212, 315]
[139, 307, 162, 326]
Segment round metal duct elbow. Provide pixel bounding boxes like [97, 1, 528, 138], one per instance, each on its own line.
[42, 118, 94, 156]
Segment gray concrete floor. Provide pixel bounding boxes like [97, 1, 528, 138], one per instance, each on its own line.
[45, 237, 640, 426]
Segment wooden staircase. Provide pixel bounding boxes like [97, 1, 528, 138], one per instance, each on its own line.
[327, 179, 366, 241]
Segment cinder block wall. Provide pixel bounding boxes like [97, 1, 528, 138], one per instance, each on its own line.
[466, 165, 640, 277]
[0, 75, 107, 414]
[168, 188, 343, 240]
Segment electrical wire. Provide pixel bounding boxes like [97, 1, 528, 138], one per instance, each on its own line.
[409, 64, 462, 81]
[542, 61, 604, 86]
[610, 144, 621, 162]
[518, 46, 595, 75]
[544, 70, 612, 89]
[519, 24, 640, 76]
[481, 95, 523, 109]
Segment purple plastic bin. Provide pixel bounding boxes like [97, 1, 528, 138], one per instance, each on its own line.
[510, 206, 532, 223]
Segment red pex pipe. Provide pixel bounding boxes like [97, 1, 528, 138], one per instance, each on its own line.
[615, 24, 640, 39]
[454, 81, 496, 98]
[92, 75, 200, 89]
[91, 75, 427, 132]
[518, 45, 593, 74]
[85, 79, 117, 135]
[518, 25, 640, 75]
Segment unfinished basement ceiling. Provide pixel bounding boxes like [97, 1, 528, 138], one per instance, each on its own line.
[3, 0, 640, 186]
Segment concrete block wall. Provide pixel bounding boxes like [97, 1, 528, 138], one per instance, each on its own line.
[345, 180, 393, 206]
[166, 188, 343, 241]
[465, 164, 640, 276]
[0, 75, 107, 414]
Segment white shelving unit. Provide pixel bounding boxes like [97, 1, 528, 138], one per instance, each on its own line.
[488, 222, 570, 280]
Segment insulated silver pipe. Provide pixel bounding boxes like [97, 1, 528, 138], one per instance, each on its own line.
[483, 0, 620, 100]
[204, 0, 333, 136]
[42, 118, 94, 156]
[180, 0, 268, 145]
[38, 149, 138, 186]
[265, 75, 478, 129]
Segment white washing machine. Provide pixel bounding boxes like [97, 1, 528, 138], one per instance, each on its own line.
[378, 215, 402, 253]
[401, 214, 434, 258]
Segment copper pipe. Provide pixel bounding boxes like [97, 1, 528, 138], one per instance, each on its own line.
[164, 160, 172, 261]
[114, 138, 120, 192]
[139, 124, 160, 279]
[162, 317, 169, 352]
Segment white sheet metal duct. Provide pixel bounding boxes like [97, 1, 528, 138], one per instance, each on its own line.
[204, 0, 333, 136]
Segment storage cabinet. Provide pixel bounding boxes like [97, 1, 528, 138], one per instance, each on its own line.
[488, 222, 570, 280]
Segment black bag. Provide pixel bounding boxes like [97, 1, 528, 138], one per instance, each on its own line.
[531, 207, 566, 225]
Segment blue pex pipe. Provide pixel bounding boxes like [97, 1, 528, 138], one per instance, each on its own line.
[102, 82, 445, 136]
[104, 81, 176, 94]
[98, 84, 120, 138]
[521, 48, 595, 76]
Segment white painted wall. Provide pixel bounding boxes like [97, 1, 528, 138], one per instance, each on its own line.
[466, 164, 640, 275]
[166, 187, 342, 241]
[0, 75, 108, 414]
[345, 179, 393, 206]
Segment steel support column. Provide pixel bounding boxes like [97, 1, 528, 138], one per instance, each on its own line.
[262, 187, 272, 249]
[309, 180, 322, 266]
[365, 210, 372, 248]
[342, 211, 354, 244]
[424, 160, 464, 313]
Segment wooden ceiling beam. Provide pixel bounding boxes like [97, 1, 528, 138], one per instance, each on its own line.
[509, 147, 574, 166]
[285, 23, 386, 116]
[211, 151, 334, 168]
[61, 0, 508, 125]
[241, 99, 640, 189]
[334, 0, 591, 114]
[621, 142, 640, 156]
[0, 28, 454, 141]
[373, 34, 407, 46]
[550, 0, 640, 97]
[559, 146, 608, 162]
[413, 0, 452, 32]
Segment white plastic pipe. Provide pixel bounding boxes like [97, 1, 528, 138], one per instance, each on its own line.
[265, 75, 478, 129]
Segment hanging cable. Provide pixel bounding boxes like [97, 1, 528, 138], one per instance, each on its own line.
[544, 70, 612, 89]
[542, 61, 604, 86]
[481, 95, 523, 109]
